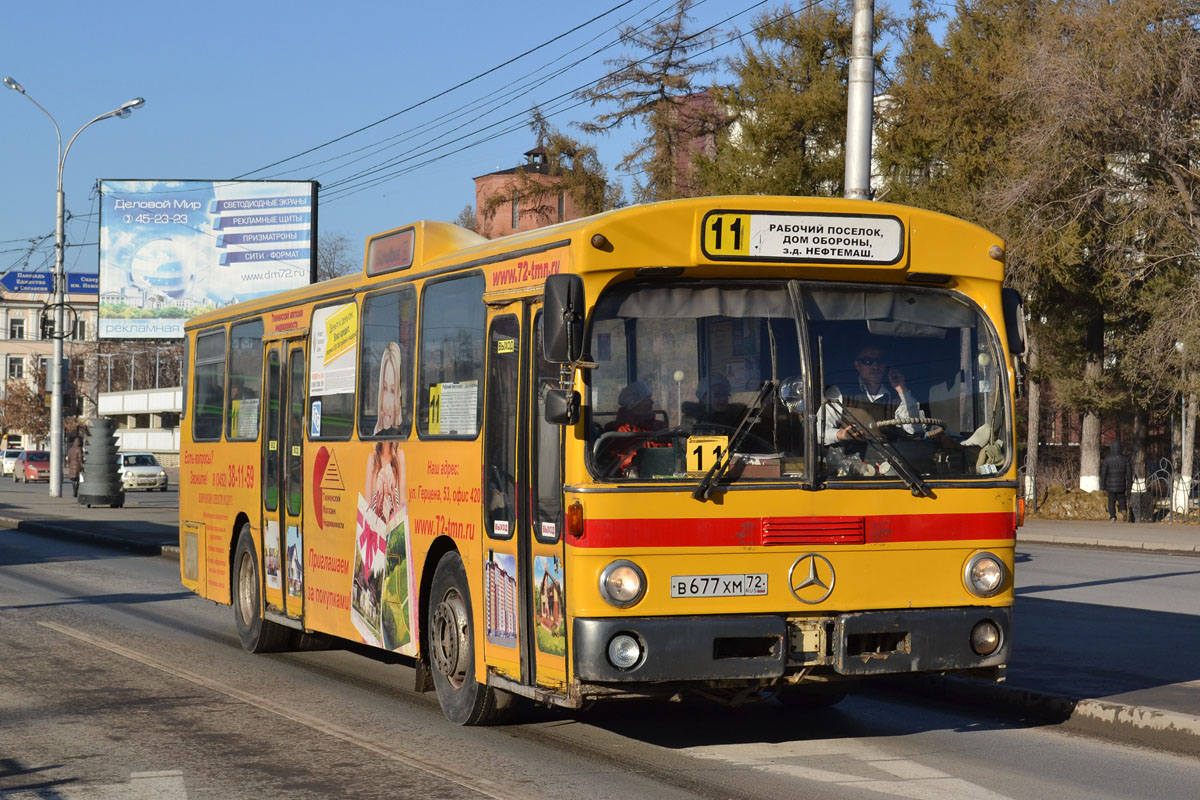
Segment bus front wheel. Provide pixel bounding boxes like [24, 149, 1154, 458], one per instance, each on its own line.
[233, 525, 290, 653]
[428, 551, 509, 725]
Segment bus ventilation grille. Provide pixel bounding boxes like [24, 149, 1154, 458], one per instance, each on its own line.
[760, 517, 865, 546]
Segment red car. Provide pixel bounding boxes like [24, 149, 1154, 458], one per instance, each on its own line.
[13, 450, 50, 482]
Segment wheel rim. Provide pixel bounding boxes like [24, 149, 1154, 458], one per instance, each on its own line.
[236, 550, 256, 625]
[430, 588, 469, 689]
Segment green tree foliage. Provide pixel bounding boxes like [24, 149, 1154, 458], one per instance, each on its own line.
[576, 0, 719, 202]
[696, 2, 892, 197]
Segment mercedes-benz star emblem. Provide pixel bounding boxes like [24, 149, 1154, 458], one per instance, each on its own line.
[788, 553, 835, 604]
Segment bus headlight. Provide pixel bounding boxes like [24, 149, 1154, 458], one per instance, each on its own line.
[964, 552, 1006, 597]
[599, 560, 646, 608]
[970, 620, 1002, 655]
[607, 632, 643, 669]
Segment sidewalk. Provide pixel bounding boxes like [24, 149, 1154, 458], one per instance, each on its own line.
[1019, 515, 1200, 554]
[2, 487, 1198, 754]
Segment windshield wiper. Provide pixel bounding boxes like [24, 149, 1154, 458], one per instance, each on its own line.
[693, 381, 777, 501]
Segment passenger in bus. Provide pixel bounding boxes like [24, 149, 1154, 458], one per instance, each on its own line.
[602, 380, 668, 475]
[820, 341, 923, 446]
[682, 373, 746, 430]
[373, 342, 405, 436]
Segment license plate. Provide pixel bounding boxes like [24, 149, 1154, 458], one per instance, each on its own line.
[671, 573, 768, 598]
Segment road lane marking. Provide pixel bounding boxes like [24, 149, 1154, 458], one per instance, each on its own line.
[682, 740, 1014, 800]
[38, 622, 517, 800]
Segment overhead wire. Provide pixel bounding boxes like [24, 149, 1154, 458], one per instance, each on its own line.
[233, 0, 641, 180]
[258, 0, 683, 183]
[319, 0, 802, 203]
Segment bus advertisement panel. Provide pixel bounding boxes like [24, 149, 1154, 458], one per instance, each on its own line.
[98, 179, 316, 339]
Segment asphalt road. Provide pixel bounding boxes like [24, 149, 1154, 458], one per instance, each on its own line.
[1, 475, 1199, 756]
[3, 528, 1200, 800]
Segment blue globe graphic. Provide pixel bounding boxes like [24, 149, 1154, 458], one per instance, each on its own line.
[130, 238, 188, 298]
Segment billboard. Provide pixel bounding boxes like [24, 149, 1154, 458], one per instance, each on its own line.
[99, 180, 317, 338]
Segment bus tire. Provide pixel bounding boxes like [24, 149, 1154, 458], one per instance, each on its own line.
[233, 524, 290, 653]
[428, 551, 508, 725]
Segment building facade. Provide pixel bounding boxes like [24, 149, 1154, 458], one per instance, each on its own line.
[473, 146, 587, 239]
[0, 287, 98, 449]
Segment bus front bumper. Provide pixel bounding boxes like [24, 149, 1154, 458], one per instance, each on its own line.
[573, 607, 1011, 683]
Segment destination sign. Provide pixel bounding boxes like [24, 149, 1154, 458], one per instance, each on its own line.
[701, 211, 905, 265]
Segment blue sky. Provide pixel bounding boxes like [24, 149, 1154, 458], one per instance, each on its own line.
[1, 1, 914, 278]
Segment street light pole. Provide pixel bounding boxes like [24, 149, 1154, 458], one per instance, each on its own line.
[4, 77, 144, 497]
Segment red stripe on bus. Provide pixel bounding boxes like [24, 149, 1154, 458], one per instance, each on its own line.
[574, 512, 1015, 549]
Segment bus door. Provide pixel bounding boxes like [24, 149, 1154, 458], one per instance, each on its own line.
[261, 339, 307, 620]
[481, 303, 567, 691]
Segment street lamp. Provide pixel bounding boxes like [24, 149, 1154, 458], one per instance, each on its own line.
[99, 353, 116, 393]
[4, 77, 144, 497]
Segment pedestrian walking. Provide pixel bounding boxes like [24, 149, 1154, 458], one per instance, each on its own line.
[1099, 442, 1133, 523]
[66, 436, 84, 498]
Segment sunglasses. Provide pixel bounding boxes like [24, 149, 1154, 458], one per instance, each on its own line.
[855, 357, 884, 366]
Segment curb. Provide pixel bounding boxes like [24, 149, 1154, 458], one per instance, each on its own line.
[1017, 534, 1200, 555]
[894, 674, 1200, 757]
[0, 514, 177, 559]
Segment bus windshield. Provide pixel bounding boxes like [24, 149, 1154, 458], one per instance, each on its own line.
[585, 280, 1008, 483]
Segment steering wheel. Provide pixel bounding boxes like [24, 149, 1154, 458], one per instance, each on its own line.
[868, 416, 946, 439]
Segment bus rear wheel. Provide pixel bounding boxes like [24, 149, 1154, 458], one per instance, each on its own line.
[428, 552, 510, 725]
[233, 525, 290, 653]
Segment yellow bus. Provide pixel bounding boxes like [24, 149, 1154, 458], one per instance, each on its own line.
[179, 195, 1025, 724]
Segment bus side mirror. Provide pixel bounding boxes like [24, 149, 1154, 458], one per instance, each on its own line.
[544, 274, 585, 363]
[544, 389, 580, 425]
[1001, 287, 1027, 357]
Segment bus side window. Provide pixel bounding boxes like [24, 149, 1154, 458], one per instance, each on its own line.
[534, 313, 563, 543]
[309, 301, 358, 440]
[193, 328, 225, 441]
[358, 288, 416, 439]
[227, 318, 264, 441]
[417, 273, 486, 438]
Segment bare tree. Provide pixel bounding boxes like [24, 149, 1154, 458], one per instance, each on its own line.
[316, 233, 359, 282]
[454, 205, 477, 232]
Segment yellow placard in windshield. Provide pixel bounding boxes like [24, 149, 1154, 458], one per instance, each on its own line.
[685, 435, 728, 474]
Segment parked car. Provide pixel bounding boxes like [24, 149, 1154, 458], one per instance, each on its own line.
[117, 452, 169, 491]
[13, 450, 50, 482]
[1, 449, 22, 476]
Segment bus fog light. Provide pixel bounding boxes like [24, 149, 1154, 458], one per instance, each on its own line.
[607, 633, 642, 669]
[970, 620, 1001, 656]
[599, 560, 646, 608]
[964, 552, 1006, 597]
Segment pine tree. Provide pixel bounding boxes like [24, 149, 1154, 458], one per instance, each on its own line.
[695, 2, 889, 197]
[576, 0, 719, 202]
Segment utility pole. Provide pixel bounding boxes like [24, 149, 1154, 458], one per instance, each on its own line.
[843, 0, 875, 201]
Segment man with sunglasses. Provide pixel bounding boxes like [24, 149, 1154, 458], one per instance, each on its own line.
[820, 342, 922, 446]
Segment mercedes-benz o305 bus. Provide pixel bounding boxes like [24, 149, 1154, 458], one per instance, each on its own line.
[179, 195, 1025, 724]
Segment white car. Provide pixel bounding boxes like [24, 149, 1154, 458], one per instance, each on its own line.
[118, 452, 169, 491]
[1, 449, 22, 476]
